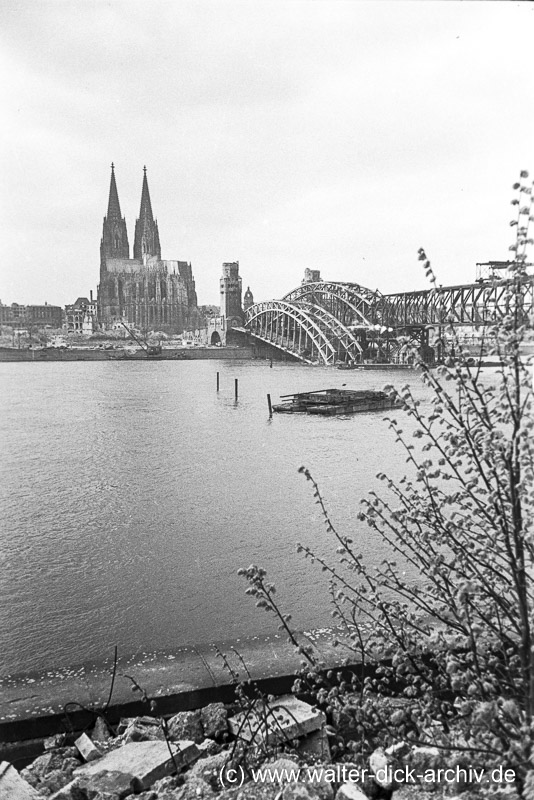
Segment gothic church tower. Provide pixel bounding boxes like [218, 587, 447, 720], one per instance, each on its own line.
[100, 163, 129, 266]
[134, 167, 161, 261]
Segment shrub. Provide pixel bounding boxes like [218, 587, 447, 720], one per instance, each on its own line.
[240, 172, 534, 794]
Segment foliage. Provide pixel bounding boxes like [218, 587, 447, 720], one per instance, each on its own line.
[240, 172, 534, 794]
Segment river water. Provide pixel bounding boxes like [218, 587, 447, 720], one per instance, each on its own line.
[0, 360, 428, 677]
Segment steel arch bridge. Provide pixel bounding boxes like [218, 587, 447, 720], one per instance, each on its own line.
[244, 277, 534, 364]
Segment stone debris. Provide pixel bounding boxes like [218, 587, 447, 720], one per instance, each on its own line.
[168, 710, 204, 744]
[196, 738, 221, 757]
[92, 715, 112, 743]
[121, 717, 165, 744]
[369, 748, 392, 789]
[217, 783, 283, 800]
[74, 739, 200, 792]
[3, 696, 481, 800]
[117, 715, 162, 734]
[300, 764, 335, 800]
[188, 750, 231, 783]
[335, 784, 370, 800]
[409, 746, 440, 771]
[49, 771, 127, 799]
[261, 757, 301, 782]
[384, 742, 410, 759]
[201, 703, 228, 739]
[74, 731, 101, 762]
[20, 750, 81, 796]
[281, 783, 323, 800]
[0, 762, 43, 800]
[43, 734, 66, 751]
[228, 695, 326, 745]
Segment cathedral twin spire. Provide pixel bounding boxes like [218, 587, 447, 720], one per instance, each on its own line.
[101, 164, 161, 265]
[106, 163, 122, 221]
[134, 166, 161, 261]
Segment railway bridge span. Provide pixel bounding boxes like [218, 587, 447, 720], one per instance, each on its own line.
[244, 277, 534, 365]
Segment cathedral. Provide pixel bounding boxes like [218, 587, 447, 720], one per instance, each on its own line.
[97, 165, 201, 334]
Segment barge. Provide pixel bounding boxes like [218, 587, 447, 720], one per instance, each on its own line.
[272, 388, 400, 416]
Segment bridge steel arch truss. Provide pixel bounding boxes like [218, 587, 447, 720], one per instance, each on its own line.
[245, 276, 534, 365]
[245, 299, 363, 364]
[283, 281, 381, 328]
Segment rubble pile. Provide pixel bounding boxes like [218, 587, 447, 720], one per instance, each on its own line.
[0, 696, 495, 800]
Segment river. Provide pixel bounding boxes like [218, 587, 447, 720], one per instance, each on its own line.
[0, 360, 428, 677]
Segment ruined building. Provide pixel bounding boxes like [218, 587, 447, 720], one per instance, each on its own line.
[97, 165, 200, 333]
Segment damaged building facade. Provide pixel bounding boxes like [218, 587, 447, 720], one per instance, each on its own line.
[97, 165, 201, 334]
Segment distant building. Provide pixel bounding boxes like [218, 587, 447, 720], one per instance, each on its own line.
[65, 293, 97, 335]
[26, 305, 64, 329]
[207, 261, 249, 345]
[219, 261, 244, 330]
[97, 164, 201, 334]
[0, 301, 63, 329]
[199, 304, 220, 318]
[0, 303, 25, 326]
[243, 286, 254, 311]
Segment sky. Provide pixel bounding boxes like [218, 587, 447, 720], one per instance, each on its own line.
[1, 0, 534, 308]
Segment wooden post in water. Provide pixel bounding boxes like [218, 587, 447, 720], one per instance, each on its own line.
[235, 378, 239, 400]
[216, 372, 220, 392]
[267, 394, 272, 417]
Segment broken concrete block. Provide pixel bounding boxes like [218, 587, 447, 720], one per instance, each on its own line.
[48, 781, 79, 800]
[229, 695, 326, 745]
[74, 732, 101, 762]
[201, 703, 228, 738]
[168, 710, 204, 743]
[74, 739, 199, 792]
[0, 762, 43, 800]
[335, 784, 369, 800]
[188, 750, 231, 785]
[196, 738, 220, 757]
[384, 741, 410, 758]
[50, 771, 134, 799]
[369, 748, 392, 789]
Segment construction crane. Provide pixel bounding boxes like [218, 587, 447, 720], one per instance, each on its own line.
[120, 321, 163, 357]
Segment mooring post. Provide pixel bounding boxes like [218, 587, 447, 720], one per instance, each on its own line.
[235, 378, 238, 400]
[267, 393, 272, 417]
[216, 372, 220, 392]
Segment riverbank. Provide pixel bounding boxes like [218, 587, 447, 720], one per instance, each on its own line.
[0, 345, 295, 362]
[0, 631, 505, 800]
[0, 629, 347, 760]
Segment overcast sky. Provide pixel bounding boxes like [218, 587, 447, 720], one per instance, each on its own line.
[1, 0, 533, 308]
